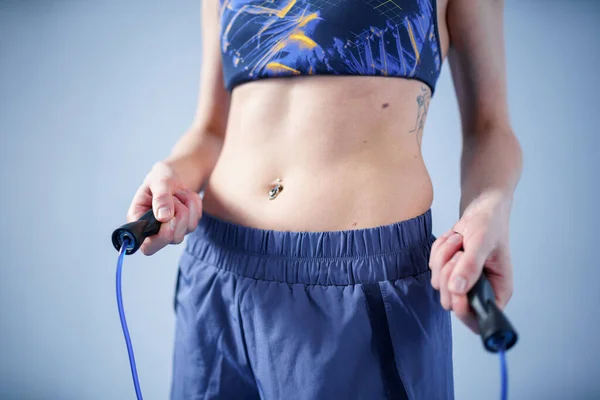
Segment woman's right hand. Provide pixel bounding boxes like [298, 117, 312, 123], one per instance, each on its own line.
[127, 161, 203, 255]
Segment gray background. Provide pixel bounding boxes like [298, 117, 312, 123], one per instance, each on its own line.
[1, 0, 598, 399]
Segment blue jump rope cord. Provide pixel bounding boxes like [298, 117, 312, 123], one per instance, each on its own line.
[499, 348, 508, 400]
[116, 238, 144, 400]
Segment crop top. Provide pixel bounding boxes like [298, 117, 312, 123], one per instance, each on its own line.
[218, 0, 442, 94]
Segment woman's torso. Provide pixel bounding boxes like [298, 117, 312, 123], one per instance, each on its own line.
[203, 0, 449, 231]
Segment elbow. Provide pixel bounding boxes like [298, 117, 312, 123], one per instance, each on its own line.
[496, 124, 523, 174]
[464, 119, 521, 153]
[463, 121, 524, 172]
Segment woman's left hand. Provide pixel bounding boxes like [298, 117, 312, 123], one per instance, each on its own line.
[428, 190, 514, 333]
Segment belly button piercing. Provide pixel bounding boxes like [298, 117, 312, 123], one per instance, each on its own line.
[268, 178, 283, 200]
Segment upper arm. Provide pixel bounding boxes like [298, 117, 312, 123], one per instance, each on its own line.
[447, 0, 510, 134]
[190, 0, 230, 137]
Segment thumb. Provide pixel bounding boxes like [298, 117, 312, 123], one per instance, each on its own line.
[448, 235, 489, 295]
[150, 178, 177, 222]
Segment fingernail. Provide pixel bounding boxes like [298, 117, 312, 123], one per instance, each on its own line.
[450, 275, 467, 293]
[169, 218, 176, 231]
[448, 233, 461, 244]
[158, 207, 171, 220]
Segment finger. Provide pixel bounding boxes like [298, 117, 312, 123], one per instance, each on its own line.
[171, 197, 189, 245]
[194, 192, 203, 217]
[430, 229, 454, 254]
[140, 216, 177, 255]
[487, 269, 514, 310]
[174, 189, 199, 233]
[448, 234, 488, 296]
[149, 178, 178, 223]
[430, 232, 464, 289]
[127, 185, 152, 222]
[429, 230, 455, 277]
[439, 250, 463, 310]
[451, 294, 480, 334]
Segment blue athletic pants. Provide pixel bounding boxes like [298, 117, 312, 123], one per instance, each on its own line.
[170, 210, 454, 399]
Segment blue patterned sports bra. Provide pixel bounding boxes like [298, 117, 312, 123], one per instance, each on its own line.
[219, 0, 442, 94]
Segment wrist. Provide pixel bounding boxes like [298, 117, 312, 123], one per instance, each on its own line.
[460, 187, 514, 217]
[163, 152, 206, 192]
[163, 130, 224, 192]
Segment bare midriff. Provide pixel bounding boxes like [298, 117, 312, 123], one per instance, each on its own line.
[202, 74, 439, 232]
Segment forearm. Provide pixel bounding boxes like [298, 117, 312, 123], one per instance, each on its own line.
[164, 127, 224, 193]
[459, 127, 523, 215]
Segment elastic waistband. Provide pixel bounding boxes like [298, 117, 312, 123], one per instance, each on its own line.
[183, 210, 435, 286]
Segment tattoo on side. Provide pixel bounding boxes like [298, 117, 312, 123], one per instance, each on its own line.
[409, 85, 431, 147]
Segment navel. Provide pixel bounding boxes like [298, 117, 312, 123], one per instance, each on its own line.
[268, 178, 284, 200]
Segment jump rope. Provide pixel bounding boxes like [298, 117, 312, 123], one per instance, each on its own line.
[111, 210, 518, 400]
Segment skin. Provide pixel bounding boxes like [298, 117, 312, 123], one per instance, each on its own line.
[127, 0, 522, 334]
